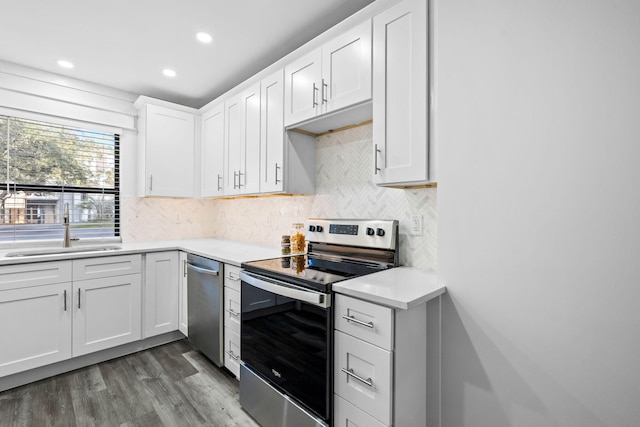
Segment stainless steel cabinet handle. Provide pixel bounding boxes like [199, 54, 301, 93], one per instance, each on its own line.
[186, 262, 219, 276]
[78, 288, 81, 309]
[374, 144, 381, 175]
[183, 259, 188, 278]
[321, 78, 328, 104]
[238, 171, 244, 188]
[341, 368, 373, 387]
[227, 350, 240, 361]
[275, 163, 281, 185]
[312, 83, 318, 107]
[149, 174, 153, 191]
[233, 171, 238, 189]
[226, 274, 239, 282]
[64, 289, 67, 311]
[217, 174, 223, 192]
[228, 309, 240, 317]
[342, 314, 374, 328]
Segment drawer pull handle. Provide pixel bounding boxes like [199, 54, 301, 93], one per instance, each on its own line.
[341, 368, 373, 387]
[226, 274, 239, 282]
[342, 315, 374, 329]
[228, 309, 240, 317]
[227, 350, 240, 361]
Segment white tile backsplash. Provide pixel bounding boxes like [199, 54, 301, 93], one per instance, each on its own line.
[122, 123, 437, 269]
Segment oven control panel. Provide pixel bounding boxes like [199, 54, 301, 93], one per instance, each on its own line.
[306, 219, 398, 250]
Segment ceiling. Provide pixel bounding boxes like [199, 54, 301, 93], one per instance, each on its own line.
[0, 0, 375, 108]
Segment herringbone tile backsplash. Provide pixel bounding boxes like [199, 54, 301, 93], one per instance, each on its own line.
[122, 123, 437, 269]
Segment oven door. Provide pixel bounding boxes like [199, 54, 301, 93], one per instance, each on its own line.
[239, 270, 332, 423]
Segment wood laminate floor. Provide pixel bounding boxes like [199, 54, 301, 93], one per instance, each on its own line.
[0, 340, 260, 427]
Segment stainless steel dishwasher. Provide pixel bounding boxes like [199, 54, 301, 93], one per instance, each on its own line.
[186, 253, 223, 366]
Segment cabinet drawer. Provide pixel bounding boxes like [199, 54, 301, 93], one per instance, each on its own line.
[224, 286, 241, 335]
[334, 330, 392, 425]
[224, 264, 241, 291]
[0, 261, 72, 290]
[335, 294, 393, 350]
[73, 254, 142, 281]
[224, 327, 241, 378]
[334, 395, 387, 427]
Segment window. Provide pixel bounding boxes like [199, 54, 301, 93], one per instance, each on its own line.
[0, 115, 119, 242]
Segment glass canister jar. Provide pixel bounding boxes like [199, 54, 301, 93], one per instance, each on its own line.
[281, 235, 291, 255]
[290, 223, 306, 254]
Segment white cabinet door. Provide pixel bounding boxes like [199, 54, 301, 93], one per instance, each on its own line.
[372, 0, 431, 186]
[72, 274, 142, 357]
[322, 20, 372, 114]
[224, 286, 241, 335]
[144, 251, 179, 338]
[334, 330, 393, 426]
[225, 84, 261, 195]
[178, 252, 188, 336]
[0, 283, 72, 377]
[141, 103, 195, 197]
[334, 395, 387, 427]
[241, 82, 261, 195]
[260, 69, 285, 193]
[224, 93, 243, 196]
[284, 49, 322, 126]
[224, 328, 241, 378]
[201, 102, 225, 197]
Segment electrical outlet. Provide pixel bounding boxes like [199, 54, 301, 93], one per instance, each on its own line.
[410, 215, 423, 236]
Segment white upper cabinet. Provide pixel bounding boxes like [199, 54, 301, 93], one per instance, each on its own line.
[135, 97, 197, 197]
[201, 101, 225, 197]
[284, 20, 372, 127]
[224, 83, 261, 196]
[372, 0, 434, 187]
[260, 69, 316, 195]
[260, 70, 285, 193]
[322, 20, 372, 114]
[284, 49, 323, 126]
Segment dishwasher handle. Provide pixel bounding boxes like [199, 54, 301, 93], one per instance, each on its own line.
[186, 262, 219, 276]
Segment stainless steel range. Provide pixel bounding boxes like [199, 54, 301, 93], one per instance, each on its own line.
[239, 219, 399, 427]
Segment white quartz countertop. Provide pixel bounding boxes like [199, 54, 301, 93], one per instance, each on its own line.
[332, 266, 446, 310]
[0, 238, 281, 267]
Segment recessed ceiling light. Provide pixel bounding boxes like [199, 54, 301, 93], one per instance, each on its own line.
[57, 60, 74, 69]
[196, 32, 213, 43]
[163, 69, 177, 78]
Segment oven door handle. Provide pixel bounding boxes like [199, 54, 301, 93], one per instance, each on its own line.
[240, 271, 331, 309]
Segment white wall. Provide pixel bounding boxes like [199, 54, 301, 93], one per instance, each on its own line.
[436, 0, 640, 425]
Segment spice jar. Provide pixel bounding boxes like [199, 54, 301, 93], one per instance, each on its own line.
[290, 223, 306, 254]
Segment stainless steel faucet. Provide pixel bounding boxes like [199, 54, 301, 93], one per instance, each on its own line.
[63, 203, 72, 248]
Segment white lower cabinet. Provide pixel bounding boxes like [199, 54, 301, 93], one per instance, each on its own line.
[178, 252, 189, 336]
[72, 273, 142, 357]
[0, 280, 72, 377]
[223, 264, 242, 378]
[335, 330, 393, 424]
[334, 395, 387, 427]
[334, 293, 433, 427]
[224, 329, 241, 377]
[0, 255, 144, 377]
[72, 255, 142, 357]
[144, 251, 179, 338]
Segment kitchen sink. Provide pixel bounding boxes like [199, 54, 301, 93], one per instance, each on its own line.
[5, 245, 122, 257]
